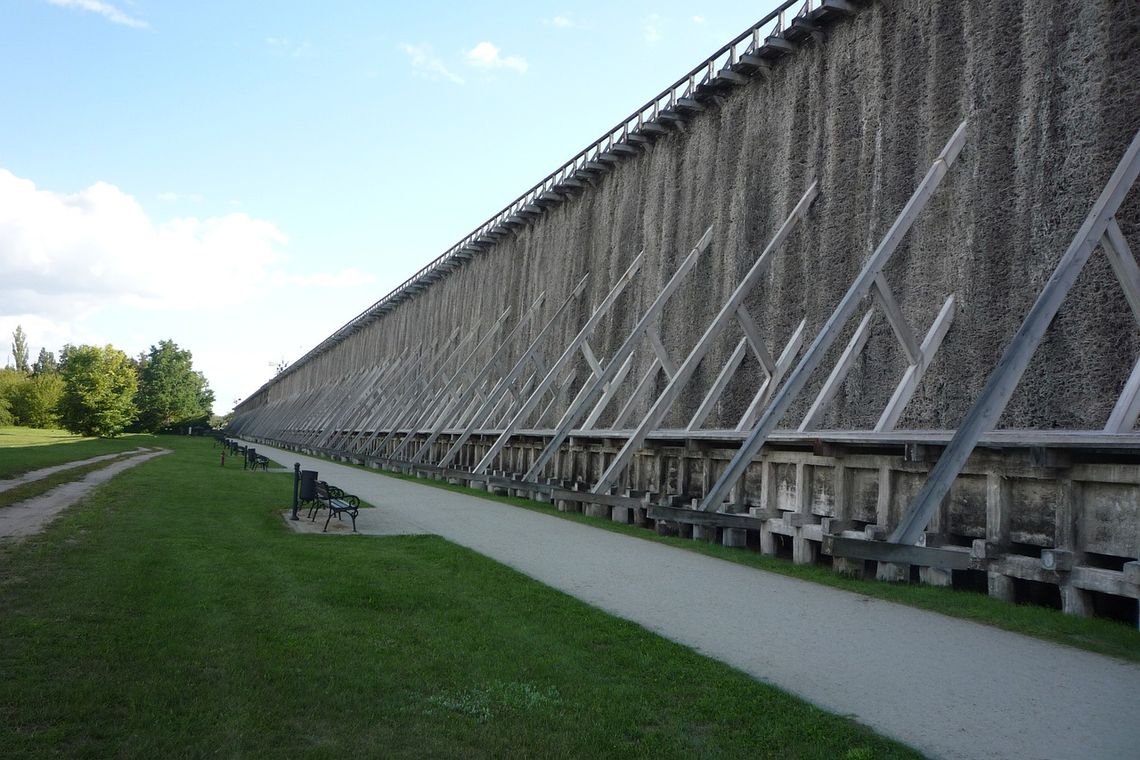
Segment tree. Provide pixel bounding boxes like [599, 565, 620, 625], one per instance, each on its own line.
[11, 325, 29, 374]
[32, 348, 57, 376]
[10, 372, 65, 428]
[59, 345, 138, 437]
[0, 367, 27, 426]
[134, 340, 215, 432]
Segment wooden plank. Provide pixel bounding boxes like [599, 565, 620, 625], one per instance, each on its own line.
[1105, 354, 1140, 433]
[647, 504, 766, 530]
[875, 295, 956, 432]
[580, 342, 605, 380]
[737, 319, 806, 430]
[1102, 218, 1140, 324]
[799, 309, 874, 432]
[582, 352, 634, 429]
[647, 329, 677, 380]
[611, 358, 663, 429]
[822, 534, 978, 570]
[700, 120, 969, 513]
[736, 305, 775, 373]
[687, 336, 748, 431]
[891, 126, 1140, 545]
[871, 274, 921, 363]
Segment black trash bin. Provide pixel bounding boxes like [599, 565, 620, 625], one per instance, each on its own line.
[299, 470, 318, 501]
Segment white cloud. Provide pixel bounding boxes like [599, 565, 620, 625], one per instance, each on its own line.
[465, 42, 528, 74]
[544, 16, 574, 28]
[157, 191, 179, 202]
[44, 0, 148, 29]
[399, 43, 464, 85]
[692, 15, 706, 24]
[0, 169, 286, 317]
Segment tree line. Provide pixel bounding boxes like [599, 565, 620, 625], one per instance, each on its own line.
[0, 326, 215, 437]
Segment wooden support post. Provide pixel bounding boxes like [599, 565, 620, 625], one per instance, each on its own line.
[435, 276, 588, 467]
[700, 121, 968, 514]
[523, 228, 712, 482]
[892, 126, 1140, 545]
[799, 309, 874, 432]
[590, 184, 819, 496]
[470, 253, 644, 474]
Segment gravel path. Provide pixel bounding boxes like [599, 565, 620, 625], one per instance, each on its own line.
[251, 442, 1140, 760]
[0, 449, 170, 540]
[0, 447, 152, 494]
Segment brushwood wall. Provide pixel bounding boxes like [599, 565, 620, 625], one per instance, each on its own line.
[236, 0, 1140, 435]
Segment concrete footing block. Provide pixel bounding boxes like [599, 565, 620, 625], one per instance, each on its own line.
[611, 506, 632, 524]
[722, 528, 748, 548]
[1061, 584, 1093, 617]
[920, 566, 953, 587]
[556, 499, 579, 513]
[987, 572, 1015, 601]
[584, 503, 610, 519]
[876, 562, 908, 582]
[833, 557, 863, 578]
[692, 525, 713, 542]
[793, 537, 818, 565]
[759, 525, 776, 555]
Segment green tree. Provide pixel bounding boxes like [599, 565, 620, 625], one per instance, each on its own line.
[59, 345, 138, 437]
[10, 372, 65, 428]
[0, 367, 28, 425]
[11, 325, 30, 374]
[0, 393, 12, 427]
[32, 348, 57, 376]
[134, 340, 215, 432]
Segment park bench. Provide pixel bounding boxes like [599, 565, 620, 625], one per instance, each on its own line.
[308, 480, 361, 533]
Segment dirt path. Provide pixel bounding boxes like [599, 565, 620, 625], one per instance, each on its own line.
[0, 449, 170, 540]
[0, 447, 153, 494]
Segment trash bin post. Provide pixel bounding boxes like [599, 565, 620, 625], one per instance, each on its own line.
[291, 463, 301, 520]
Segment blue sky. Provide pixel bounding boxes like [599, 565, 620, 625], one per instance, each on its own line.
[1, 0, 782, 412]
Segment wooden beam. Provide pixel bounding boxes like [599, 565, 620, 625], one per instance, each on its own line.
[891, 125, 1140, 545]
[700, 120, 969, 513]
[822, 534, 979, 570]
[737, 319, 806, 430]
[687, 337, 748, 431]
[436, 276, 589, 467]
[522, 228, 712, 481]
[471, 254, 644, 475]
[871, 274, 921, 364]
[588, 184, 819, 496]
[875, 295, 956, 432]
[799, 309, 874, 432]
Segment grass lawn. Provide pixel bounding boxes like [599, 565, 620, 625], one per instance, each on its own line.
[0, 436, 918, 758]
[0, 427, 154, 479]
[313, 454, 1140, 665]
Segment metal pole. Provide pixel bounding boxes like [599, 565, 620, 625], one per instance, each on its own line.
[291, 462, 301, 520]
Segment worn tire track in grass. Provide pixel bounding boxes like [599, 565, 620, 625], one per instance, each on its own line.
[0, 447, 154, 494]
[0, 449, 171, 540]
